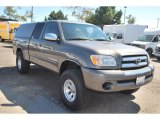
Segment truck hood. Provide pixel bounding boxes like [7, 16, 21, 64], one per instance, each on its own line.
[131, 41, 150, 45]
[65, 41, 147, 56]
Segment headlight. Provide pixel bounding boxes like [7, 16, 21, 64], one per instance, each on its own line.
[90, 55, 117, 66]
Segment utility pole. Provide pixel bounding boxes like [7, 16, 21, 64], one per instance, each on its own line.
[157, 18, 159, 29]
[123, 6, 127, 43]
[124, 6, 127, 24]
[31, 6, 33, 22]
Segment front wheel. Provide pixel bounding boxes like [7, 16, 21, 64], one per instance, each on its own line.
[16, 51, 30, 74]
[157, 57, 160, 61]
[60, 69, 87, 110]
[121, 88, 139, 94]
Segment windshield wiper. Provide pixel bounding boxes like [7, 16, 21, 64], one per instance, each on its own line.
[94, 39, 110, 41]
[67, 38, 110, 41]
[66, 38, 90, 41]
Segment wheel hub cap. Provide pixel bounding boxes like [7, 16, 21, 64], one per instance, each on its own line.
[63, 79, 76, 102]
[17, 56, 22, 69]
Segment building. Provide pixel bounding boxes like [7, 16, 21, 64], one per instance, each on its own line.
[0, 16, 18, 21]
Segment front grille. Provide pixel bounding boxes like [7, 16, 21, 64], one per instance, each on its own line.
[121, 55, 148, 69]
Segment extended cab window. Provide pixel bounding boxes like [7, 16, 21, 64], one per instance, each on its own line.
[152, 36, 158, 42]
[42, 22, 60, 39]
[15, 23, 36, 38]
[32, 23, 45, 39]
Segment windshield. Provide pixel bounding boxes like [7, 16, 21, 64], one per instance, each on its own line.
[137, 35, 155, 42]
[61, 23, 110, 41]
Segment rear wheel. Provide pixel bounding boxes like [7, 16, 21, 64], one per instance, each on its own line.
[16, 51, 30, 74]
[121, 88, 139, 94]
[60, 69, 87, 110]
[0, 37, 4, 42]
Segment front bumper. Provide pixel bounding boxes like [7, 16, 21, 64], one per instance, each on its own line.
[82, 64, 154, 92]
[154, 51, 160, 58]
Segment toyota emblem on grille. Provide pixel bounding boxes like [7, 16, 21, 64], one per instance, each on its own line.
[135, 58, 141, 64]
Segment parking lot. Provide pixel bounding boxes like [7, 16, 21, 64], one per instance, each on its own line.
[0, 42, 160, 113]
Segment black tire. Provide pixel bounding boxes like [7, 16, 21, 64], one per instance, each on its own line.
[121, 88, 139, 94]
[157, 57, 160, 61]
[60, 69, 87, 110]
[16, 51, 30, 74]
[0, 37, 4, 42]
[146, 48, 153, 57]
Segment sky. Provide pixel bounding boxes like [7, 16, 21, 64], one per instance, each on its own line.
[0, 6, 160, 29]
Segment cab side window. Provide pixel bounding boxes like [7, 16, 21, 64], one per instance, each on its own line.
[152, 36, 158, 42]
[42, 22, 60, 39]
[117, 34, 123, 39]
[32, 23, 45, 39]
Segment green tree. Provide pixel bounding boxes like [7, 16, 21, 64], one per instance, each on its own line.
[3, 6, 32, 22]
[66, 7, 94, 21]
[25, 7, 33, 22]
[113, 10, 123, 24]
[85, 13, 95, 24]
[45, 10, 68, 21]
[126, 14, 136, 24]
[85, 7, 123, 28]
[3, 6, 17, 19]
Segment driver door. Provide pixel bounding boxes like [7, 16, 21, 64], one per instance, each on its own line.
[39, 22, 61, 72]
[152, 35, 159, 53]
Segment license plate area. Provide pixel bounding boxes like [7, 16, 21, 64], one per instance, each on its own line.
[136, 76, 145, 85]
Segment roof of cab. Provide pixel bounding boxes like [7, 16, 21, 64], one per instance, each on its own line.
[20, 20, 94, 26]
[44, 20, 92, 24]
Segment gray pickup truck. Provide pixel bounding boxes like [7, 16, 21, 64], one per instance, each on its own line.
[13, 20, 154, 110]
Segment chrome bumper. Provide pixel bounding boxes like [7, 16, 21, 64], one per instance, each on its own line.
[82, 64, 154, 92]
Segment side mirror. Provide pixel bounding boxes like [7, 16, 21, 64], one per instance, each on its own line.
[44, 33, 58, 41]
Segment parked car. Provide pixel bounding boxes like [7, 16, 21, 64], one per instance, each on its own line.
[131, 30, 160, 56]
[103, 24, 147, 44]
[154, 44, 160, 60]
[13, 20, 154, 110]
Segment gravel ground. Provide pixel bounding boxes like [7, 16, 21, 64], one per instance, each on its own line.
[0, 42, 160, 113]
